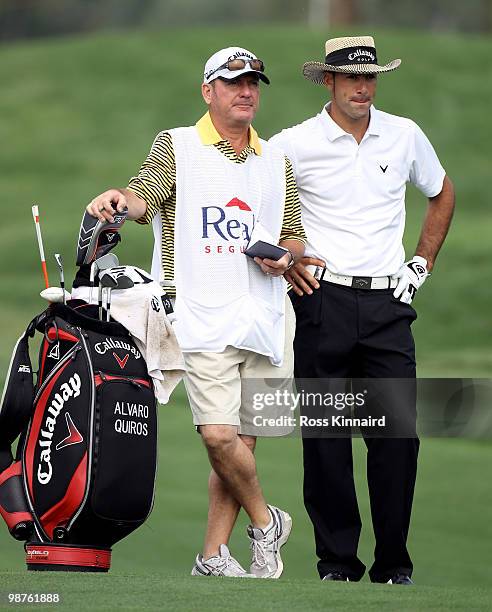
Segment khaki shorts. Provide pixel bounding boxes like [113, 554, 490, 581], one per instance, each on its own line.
[183, 297, 296, 437]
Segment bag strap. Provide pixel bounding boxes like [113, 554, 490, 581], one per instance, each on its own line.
[0, 313, 45, 470]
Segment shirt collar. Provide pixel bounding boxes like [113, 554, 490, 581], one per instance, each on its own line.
[318, 103, 347, 141]
[366, 106, 381, 136]
[195, 111, 262, 155]
[318, 103, 381, 141]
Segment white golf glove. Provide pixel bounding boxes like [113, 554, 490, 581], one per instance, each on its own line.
[392, 256, 429, 304]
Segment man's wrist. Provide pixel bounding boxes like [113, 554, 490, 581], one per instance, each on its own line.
[285, 250, 295, 270]
[413, 254, 431, 272]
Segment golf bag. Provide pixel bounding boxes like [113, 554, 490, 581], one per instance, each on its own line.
[0, 301, 157, 572]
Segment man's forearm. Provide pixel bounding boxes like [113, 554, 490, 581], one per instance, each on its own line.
[116, 188, 148, 220]
[415, 175, 455, 271]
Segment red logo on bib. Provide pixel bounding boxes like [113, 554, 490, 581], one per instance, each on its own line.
[225, 198, 251, 212]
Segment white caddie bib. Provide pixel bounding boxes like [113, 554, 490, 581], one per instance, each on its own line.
[165, 126, 286, 365]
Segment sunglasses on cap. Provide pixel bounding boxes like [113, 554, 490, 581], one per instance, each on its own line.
[207, 58, 265, 80]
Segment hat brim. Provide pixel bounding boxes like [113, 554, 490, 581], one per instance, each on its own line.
[211, 69, 270, 85]
[302, 59, 401, 84]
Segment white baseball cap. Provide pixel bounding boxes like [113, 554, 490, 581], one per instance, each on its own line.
[203, 46, 270, 85]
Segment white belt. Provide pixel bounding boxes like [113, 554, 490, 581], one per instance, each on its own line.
[305, 265, 397, 290]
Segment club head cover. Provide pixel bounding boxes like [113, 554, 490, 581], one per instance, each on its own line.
[76, 205, 127, 266]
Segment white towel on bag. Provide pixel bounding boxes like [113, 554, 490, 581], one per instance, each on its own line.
[71, 278, 185, 404]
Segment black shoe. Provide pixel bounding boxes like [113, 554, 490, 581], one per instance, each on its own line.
[386, 574, 414, 585]
[322, 571, 351, 582]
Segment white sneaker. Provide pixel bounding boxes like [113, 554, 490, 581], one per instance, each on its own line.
[191, 544, 256, 578]
[247, 505, 292, 578]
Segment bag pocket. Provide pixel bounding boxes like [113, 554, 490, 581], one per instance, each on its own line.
[92, 374, 157, 522]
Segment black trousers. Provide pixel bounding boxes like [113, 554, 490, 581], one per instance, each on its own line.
[290, 282, 420, 582]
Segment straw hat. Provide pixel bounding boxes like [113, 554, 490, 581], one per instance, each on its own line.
[303, 36, 401, 84]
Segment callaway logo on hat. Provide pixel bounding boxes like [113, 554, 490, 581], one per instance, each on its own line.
[203, 46, 270, 85]
[303, 36, 401, 84]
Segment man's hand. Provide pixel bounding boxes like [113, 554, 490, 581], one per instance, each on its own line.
[86, 188, 147, 222]
[86, 189, 128, 223]
[284, 256, 326, 296]
[392, 256, 430, 304]
[254, 252, 293, 277]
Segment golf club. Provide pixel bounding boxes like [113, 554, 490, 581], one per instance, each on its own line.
[98, 270, 118, 321]
[76, 203, 128, 266]
[99, 269, 134, 321]
[54, 254, 65, 305]
[90, 253, 119, 305]
[116, 275, 134, 290]
[89, 263, 96, 304]
[99, 268, 135, 289]
[106, 287, 111, 322]
[31, 205, 50, 289]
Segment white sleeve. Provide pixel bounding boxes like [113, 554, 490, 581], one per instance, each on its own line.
[269, 131, 298, 175]
[409, 122, 446, 198]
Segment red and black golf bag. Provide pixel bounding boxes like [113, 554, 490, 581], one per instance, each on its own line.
[0, 301, 158, 572]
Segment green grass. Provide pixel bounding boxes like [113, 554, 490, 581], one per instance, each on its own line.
[0, 25, 491, 611]
[0, 574, 490, 611]
[0, 389, 491, 610]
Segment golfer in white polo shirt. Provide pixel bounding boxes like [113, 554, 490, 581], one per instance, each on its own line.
[270, 36, 455, 585]
[86, 46, 306, 578]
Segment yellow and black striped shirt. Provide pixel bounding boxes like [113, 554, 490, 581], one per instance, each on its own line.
[128, 112, 306, 294]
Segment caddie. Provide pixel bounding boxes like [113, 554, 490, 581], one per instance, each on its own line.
[85, 46, 306, 578]
[270, 35, 455, 585]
